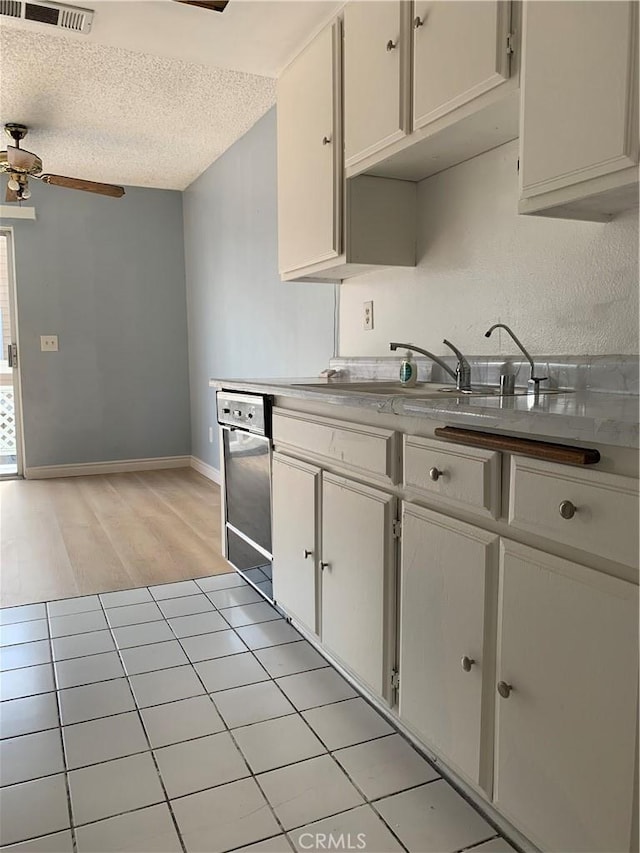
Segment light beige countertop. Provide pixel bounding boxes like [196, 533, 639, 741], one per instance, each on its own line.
[210, 375, 640, 450]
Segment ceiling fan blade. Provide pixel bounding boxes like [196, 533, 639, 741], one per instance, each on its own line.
[7, 146, 39, 171]
[40, 175, 125, 198]
[5, 185, 19, 202]
[174, 0, 229, 11]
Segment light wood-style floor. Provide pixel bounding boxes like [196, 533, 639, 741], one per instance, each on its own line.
[0, 468, 230, 608]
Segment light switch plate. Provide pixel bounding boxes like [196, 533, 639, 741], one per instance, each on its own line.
[40, 335, 58, 352]
[363, 300, 374, 331]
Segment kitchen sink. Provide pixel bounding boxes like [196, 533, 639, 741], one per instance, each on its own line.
[293, 381, 571, 398]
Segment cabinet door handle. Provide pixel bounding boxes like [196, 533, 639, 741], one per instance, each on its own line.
[497, 681, 513, 699]
[322, 136, 331, 146]
[461, 656, 475, 672]
[429, 467, 444, 482]
[320, 562, 330, 571]
[558, 500, 577, 519]
[413, 16, 424, 28]
[386, 39, 397, 51]
[304, 549, 313, 559]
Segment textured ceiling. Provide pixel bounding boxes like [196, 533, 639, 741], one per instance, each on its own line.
[0, 1, 342, 189]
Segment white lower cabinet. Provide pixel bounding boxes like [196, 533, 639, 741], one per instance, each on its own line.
[494, 539, 639, 853]
[321, 473, 397, 701]
[271, 408, 639, 852]
[398, 502, 498, 792]
[271, 453, 320, 634]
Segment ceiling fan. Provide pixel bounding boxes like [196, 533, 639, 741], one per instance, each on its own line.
[174, 1, 229, 10]
[0, 123, 125, 203]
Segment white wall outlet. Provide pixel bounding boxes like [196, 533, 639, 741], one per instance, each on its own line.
[40, 335, 58, 352]
[363, 300, 374, 331]
[209, 426, 214, 443]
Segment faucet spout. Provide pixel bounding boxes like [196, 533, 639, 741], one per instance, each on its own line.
[484, 323, 547, 389]
[389, 342, 457, 383]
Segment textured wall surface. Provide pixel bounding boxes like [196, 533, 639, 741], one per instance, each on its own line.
[339, 140, 639, 357]
[9, 182, 190, 469]
[183, 108, 336, 473]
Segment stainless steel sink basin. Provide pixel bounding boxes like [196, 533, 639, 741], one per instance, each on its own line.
[293, 381, 571, 398]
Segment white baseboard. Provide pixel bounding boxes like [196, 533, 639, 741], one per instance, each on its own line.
[190, 456, 221, 484]
[25, 455, 191, 480]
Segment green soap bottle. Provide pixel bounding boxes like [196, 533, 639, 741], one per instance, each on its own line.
[399, 350, 417, 387]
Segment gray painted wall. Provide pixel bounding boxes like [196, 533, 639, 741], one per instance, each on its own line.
[8, 182, 190, 469]
[183, 108, 336, 472]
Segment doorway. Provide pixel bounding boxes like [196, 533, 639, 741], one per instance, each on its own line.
[0, 230, 24, 477]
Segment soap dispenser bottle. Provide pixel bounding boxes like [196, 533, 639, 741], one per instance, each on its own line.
[399, 350, 417, 387]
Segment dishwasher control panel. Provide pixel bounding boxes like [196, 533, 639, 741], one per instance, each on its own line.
[216, 391, 271, 436]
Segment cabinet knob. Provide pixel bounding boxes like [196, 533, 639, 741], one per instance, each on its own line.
[461, 656, 475, 672]
[429, 467, 443, 482]
[558, 500, 577, 520]
[413, 16, 424, 28]
[320, 562, 330, 571]
[304, 549, 313, 559]
[386, 39, 397, 51]
[322, 136, 331, 146]
[497, 681, 513, 699]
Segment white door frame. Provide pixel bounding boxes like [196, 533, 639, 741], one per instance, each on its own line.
[1, 227, 26, 477]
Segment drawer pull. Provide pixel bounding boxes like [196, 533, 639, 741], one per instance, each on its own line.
[304, 549, 313, 559]
[429, 467, 444, 482]
[320, 562, 330, 571]
[461, 656, 475, 672]
[559, 500, 577, 520]
[497, 681, 513, 699]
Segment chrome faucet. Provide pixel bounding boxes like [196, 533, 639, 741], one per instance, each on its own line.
[484, 323, 547, 394]
[389, 341, 473, 392]
[442, 339, 472, 392]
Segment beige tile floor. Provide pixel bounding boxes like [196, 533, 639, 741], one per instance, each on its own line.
[0, 572, 517, 853]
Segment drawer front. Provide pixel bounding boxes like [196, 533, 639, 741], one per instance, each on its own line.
[404, 435, 500, 518]
[509, 457, 639, 568]
[273, 409, 399, 484]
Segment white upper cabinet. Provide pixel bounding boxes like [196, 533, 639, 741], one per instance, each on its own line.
[519, 1, 639, 220]
[344, 1, 410, 168]
[271, 453, 320, 635]
[277, 17, 416, 283]
[412, 1, 512, 131]
[277, 21, 341, 276]
[495, 540, 639, 853]
[342, 0, 519, 181]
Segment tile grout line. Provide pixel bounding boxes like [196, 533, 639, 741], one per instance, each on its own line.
[98, 588, 190, 853]
[44, 601, 78, 853]
[158, 601, 295, 853]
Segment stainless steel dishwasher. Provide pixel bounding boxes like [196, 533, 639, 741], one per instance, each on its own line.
[217, 390, 273, 601]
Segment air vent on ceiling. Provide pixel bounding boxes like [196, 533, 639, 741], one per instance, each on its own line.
[0, 0, 93, 33]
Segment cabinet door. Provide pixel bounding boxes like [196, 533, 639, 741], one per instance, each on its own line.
[272, 454, 319, 634]
[495, 540, 639, 853]
[277, 20, 342, 275]
[399, 504, 498, 792]
[344, 0, 409, 168]
[321, 473, 396, 700]
[412, 1, 512, 131]
[519, 1, 638, 201]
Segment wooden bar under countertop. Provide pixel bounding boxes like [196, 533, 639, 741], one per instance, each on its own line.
[433, 427, 601, 465]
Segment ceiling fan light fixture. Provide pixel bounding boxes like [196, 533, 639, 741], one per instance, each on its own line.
[7, 175, 20, 191]
[20, 184, 31, 200]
